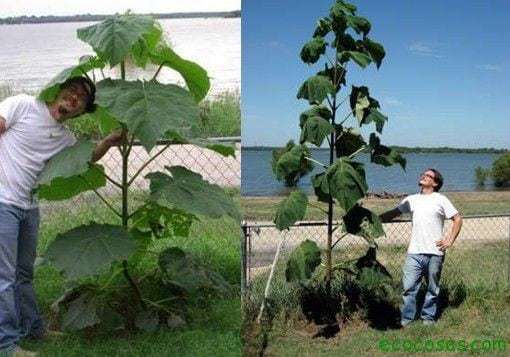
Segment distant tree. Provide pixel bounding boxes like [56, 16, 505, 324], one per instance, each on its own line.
[492, 153, 510, 187]
[474, 166, 490, 186]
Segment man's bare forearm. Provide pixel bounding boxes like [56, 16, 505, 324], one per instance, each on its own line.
[92, 139, 113, 162]
[447, 214, 463, 245]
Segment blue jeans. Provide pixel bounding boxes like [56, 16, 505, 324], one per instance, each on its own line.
[401, 253, 444, 324]
[0, 202, 44, 353]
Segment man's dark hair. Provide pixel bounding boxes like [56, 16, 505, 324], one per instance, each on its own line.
[60, 76, 96, 113]
[427, 168, 444, 192]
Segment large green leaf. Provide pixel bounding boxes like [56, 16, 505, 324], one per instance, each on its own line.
[147, 166, 239, 220]
[131, 23, 163, 68]
[343, 205, 385, 247]
[334, 33, 357, 52]
[95, 79, 200, 151]
[273, 143, 313, 186]
[349, 86, 387, 133]
[300, 116, 333, 147]
[311, 172, 331, 203]
[38, 164, 106, 201]
[77, 14, 155, 67]
[299, 105, 332, 128]
[274, 190, 308, 231]
[149, 44, 210, 102]
[346, 15, 371, 36]
[335, 126, 366, 157]
[331, 0, 357, 16]
[61, 293, 100, 331]
[159, 247, 231, 295]
[330, 3, 349, 33]
[297, 75, 335, 105]
[300, 37, 327, 64]
[37, 139, 106, 200]
[285, 240, 322, 283]
[340, 51, 372, 68]
[324, 158, 367, 212]
[38, 55, 105, 102]
[45, 223, 136, 280]
[362, 38, 385, 69]
[313, 17, 332, 37]
[369, 133, 406, 170]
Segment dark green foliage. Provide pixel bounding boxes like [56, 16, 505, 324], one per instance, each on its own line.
[274, 190, 308, 230]
[271, 140, 313, 187]
[297, 75, 335, 105]
[474, 166, 490, 186]
[342, 205, 385, 247]
[285, 240, 322, 283]
[300, 37, 327, 64]
[369, 133, 406, 170]
[492, 153, 510, 187]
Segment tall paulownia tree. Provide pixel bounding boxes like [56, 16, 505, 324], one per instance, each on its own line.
[272, 0, 406, 297]
[36, 14, 239, 331]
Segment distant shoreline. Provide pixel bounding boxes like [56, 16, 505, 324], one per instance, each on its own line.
[0, 10, 241, 25]
[242, 146, 509, 154]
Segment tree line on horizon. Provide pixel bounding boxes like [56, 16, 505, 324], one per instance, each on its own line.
[245, 145, 508, 154]
[0, 10, 241, 25]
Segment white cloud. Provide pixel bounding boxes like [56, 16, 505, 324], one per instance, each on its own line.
[476, 64, 503, 72]
[408, 42, 443, 58]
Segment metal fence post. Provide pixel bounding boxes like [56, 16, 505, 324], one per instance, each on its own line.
[241, 221, 248, 297]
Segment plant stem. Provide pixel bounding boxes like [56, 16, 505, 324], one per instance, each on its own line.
[339, 111, 353, 126]
[152, 64, 164, 81]
[257, 234, 286, 325]
[304, 156, 328, 169]
[128, 143, 172, 186]
[308, 201, 329, 214]
[79, 176, 122, 217]
[348, 145, 367, 159]
[331, 232, 349, 249]
[103, 172, 122, 189]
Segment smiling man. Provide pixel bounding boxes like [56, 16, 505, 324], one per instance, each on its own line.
[379, 168, 463, 328]
[0, 76, 122, 356]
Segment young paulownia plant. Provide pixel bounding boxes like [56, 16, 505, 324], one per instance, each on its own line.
[260, 0, 406, 325]
[36, 14, 239, 332]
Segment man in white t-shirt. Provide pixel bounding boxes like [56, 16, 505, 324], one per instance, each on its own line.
[380, 168, 463, 327]
[0, 77, 123, 356]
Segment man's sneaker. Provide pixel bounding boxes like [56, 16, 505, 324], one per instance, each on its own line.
[13, 346, 38, 357]
[422, 319, 436, 326]
[400, 319, 413, 328]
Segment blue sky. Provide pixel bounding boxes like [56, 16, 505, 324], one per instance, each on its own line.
[242, 0, 510, 148]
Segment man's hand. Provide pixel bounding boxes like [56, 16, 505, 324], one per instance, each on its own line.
[435, 236, 453, 252]
[92, 130, 126, 162]
[0, 117, 7, 136]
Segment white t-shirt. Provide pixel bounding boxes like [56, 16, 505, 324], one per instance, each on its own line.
[0, 94, 76, 209]
[397, 192, 459, 256]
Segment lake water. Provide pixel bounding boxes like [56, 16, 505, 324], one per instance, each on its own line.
[242, 149, 504, 196]
[0, 18, 240, 96]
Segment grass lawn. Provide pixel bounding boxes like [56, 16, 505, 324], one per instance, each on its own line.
[243, 241, 510, 356]
[242, 191, 510, 221]
[21, 198, 242, 356]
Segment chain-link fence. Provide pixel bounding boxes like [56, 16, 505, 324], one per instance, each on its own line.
[40, 137, 241, 228]
[241, 214, 510, 296]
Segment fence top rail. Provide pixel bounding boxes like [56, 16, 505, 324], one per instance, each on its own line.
[92, 136, 241, 146]
[241, 213, 510, 230]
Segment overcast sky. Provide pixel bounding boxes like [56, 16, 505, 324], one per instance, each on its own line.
[0, 0, 240, 17]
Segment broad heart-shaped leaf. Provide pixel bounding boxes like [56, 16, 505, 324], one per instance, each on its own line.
[324, 158, 368, 212]
[335, 126, 366, 157]
[131, 23, 163, 68]
[38, 164, 106, 201]
[300, 37, 327, 64]
[361, 38, 385, 69]
[330, 2, 348, 33]
[273, 143, 313, 186]
[333, 33, 356, 52]
[274, 190, 308, 231]
[37, 139, 106, 200]
[38, 55, 105, 102]
[346, 15, 371, 36]
[61, 293, 100, 331]
[299, 105, 332, 128]
[369, 133, 406, 170]
[300, 116, 333, 147]
[149, 44, 210, 102]
[313, 17, 332, 37]
[311, 172, 331, 203]
[95, 79, 200, 151]
[342, 205, 385, 247]
[331, 0, 357, 16]
[297, 75, 335, 105]
[77, 14, 155, 67]
[317, 64, 347, 91]
[147, 166, 239, 220]
[339, 51, 372, 68]
[45, 223, 136, 280]
[349, 86, 387, 133]
[285, 240, 322, 283]
[159, 247, 231, 295]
